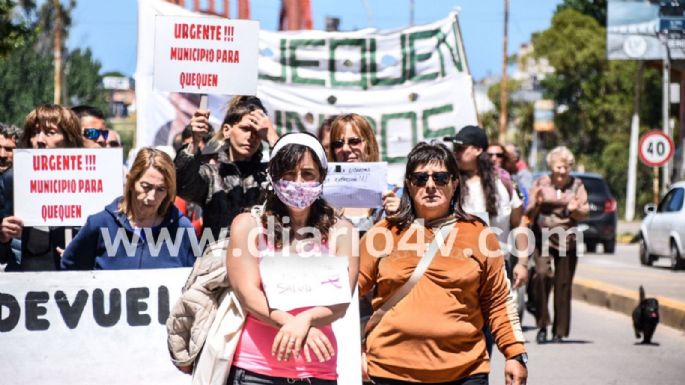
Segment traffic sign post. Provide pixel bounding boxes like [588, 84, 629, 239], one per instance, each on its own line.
[639, 129, 675, 204]
[639, 129, 675, 167]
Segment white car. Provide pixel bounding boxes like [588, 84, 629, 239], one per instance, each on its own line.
[639, 181, 685, 270]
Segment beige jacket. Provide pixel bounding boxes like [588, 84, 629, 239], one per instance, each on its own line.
[166, 239, 240, 368]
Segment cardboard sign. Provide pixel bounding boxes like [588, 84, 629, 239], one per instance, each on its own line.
[323, 162, 389, 208]
[260, 252, 351, 311]
[0, 269, 362, 385]
[13, 148, 124, 227]
[153, 15, 259, 95]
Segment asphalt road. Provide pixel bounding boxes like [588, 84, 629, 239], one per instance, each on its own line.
[489, 300, 685, 385]
[575, 243, 685, 302]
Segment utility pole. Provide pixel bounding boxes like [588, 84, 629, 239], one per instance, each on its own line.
[53, 0, 62, 105]
[409, 0, 415, 26]
[498, 0, 509, 144]
[625, 63, 644, 221]
[662, 37, 671, 195]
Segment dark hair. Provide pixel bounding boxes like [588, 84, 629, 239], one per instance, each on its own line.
[387, 142, 476, 231]
[262, 135, 336, 249]
[0, 122, 21, 140]
[460, 151, 499, 217]
[317, 115, 337, 159]
[71, 105, 106, 121]
[222, 96, 267, 126]
[21, 104, 83, 148]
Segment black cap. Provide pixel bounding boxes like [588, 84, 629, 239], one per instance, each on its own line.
[443, 125, 488, 150]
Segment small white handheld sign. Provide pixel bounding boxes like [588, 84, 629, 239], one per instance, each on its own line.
[638, 130, 674, 167]
[260, 252, 351, 311]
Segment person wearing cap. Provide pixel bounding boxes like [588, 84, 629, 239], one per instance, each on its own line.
[444, 126, 529, 355]
[175, 96, 279, 241]
[226, 132, 357, 384]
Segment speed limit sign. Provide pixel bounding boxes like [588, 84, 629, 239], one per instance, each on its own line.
[638, 130, 674, 167]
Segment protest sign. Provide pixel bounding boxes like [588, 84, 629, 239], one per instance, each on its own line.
[136, 0, 478, 181]
[0, 268, 361, 385]
[153, 15, 259, 95]
[324, 162, 389, 208]
[260, 252, 351, 311]
[13, 148, 124, 227]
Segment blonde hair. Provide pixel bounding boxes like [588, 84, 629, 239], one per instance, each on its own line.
[328, 113, 380, 162]
[120, 148, 177, 218]
[546, 146, 575, 169]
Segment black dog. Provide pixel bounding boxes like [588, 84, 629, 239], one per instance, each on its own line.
[632, 286, 659, 344]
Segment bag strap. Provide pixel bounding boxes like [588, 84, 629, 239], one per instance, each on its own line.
[363, 221, 456, 336]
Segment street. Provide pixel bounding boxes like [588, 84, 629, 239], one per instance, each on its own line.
[490, 300, 685, 385]
[487, 243, 685, 384]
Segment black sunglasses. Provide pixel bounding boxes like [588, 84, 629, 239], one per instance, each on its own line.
[488, 152, 505, 158]
[331, 137, 364, 149]
[106, 141, 121, 148]
[408, 171, 453, 187]
[83, 128, 109, 141]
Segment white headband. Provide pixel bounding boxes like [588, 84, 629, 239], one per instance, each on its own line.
[270, 133, 328, 170]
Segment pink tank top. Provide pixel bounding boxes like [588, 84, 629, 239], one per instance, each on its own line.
[232, 236, 338, 380]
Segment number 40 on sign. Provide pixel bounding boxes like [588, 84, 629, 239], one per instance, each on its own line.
[639, 129, 674, 167]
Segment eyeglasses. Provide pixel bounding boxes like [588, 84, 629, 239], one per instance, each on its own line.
[83, 128, 110, 141]
[331, 137, 364, 150]
[408, 171, 453, 187]
[106, 141, 121, 148]
[488, 152, 505, 159]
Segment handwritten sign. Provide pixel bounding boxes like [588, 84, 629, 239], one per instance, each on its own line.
[13, 148, 124, 226]
[260, 252, 351, 311]
[153, 15, 259, 95]
[323, 162, 389, 208]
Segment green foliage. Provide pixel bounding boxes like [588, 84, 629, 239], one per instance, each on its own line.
[0, 0, 106, 126]
[0, 0, 33, 57]
[533, 7, 662, 217]
[557, 0, 607, 27]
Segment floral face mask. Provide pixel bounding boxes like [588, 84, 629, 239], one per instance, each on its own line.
[272, 179, 323, 209]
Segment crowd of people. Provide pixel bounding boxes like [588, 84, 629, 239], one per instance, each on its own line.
[0, 95, 594, 385]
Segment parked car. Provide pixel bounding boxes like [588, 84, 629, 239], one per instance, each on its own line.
[532, 172, 618, 253]
[639, 181, 685, 270]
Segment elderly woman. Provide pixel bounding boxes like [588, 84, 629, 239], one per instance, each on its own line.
[175, 96, 279, 240]
[0, 104, 84, 271]
[359, 142, 527, 385]
[227, 132, 357, 384]
[526, 146, 588, 344]
[61, 148, 196, 270]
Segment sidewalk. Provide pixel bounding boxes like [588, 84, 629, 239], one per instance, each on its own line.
[572, 244, 685, 331]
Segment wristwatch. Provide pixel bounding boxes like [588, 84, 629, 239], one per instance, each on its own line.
[511, 353, 528, 367]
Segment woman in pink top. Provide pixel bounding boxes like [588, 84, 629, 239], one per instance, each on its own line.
[227, 132, 358, 385]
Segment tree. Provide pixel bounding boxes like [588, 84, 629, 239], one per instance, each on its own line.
[0, 0, 106, 125]
[532, 7, 662, 216]
[556, 0, 607, 27]
[0, 0, 33, 57]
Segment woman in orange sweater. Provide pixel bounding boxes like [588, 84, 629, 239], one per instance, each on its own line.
[359, 142, 527, 385]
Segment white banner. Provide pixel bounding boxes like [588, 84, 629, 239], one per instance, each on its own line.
[153, 15, 259, 94]
[136, 0, 478, 182]
[13, 148, 124, 226]
[0, 269, 361, 385]
[0, 269, 189, 385]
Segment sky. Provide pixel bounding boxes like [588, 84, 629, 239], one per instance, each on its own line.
[66, 0, 563, 80]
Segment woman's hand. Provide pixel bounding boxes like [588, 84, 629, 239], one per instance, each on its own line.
[0, 216, 23, 243]
[189, 109, 211, 151]
[249, 110, 279, 146]
[505, 358, 527, 385]
[567, 197, 579, 213]
[272, 312, 312, 361]
[303, 327, 335, 363]
[382, 188, 401, 215]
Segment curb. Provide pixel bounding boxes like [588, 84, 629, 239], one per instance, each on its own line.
[573, 277, 685, 331]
